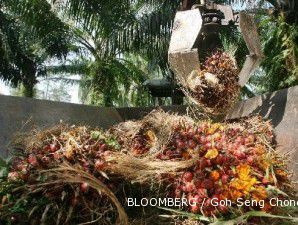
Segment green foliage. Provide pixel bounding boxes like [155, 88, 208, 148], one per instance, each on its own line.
[0, 10, 39, 88]
[249, 15, 298, 93]
[0, 157, 8, 181]
[88, 57, 150, 106]
[0, 0, 71, 97]
[4, 0, 71, 58]
[46, 0, 180, 106]
[1, 0, 298, 103]
[160, 206, 298, 225]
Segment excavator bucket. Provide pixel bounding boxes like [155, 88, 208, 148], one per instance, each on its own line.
[168, 9, 202, 87]
[168, 9, 264, 88]
[238, 12, 264, 86]
[168, 6, 264, 113]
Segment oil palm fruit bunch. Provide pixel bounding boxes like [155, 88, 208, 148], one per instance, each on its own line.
[188, 50, 240, 114]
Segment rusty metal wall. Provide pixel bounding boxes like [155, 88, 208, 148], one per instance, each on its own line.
[0, 86, 297, 163]
[226, 86, 298, 181]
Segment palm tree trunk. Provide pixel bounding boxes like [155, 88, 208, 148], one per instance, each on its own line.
[22, 82, 35, 98]
[103, 93, 113, 107]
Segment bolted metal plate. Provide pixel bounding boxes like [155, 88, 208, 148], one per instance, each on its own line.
[215, 4, 234, 25]
[238, 12, 264, 86]
[169, 49, 201, 86]
[168, 9, 203, 53]
[168, 9, 203, 87]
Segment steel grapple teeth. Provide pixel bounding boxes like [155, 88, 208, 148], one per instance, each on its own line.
[168, 4, 263, 113]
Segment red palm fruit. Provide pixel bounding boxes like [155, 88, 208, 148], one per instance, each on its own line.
[181, 131, 188, 138]
[221, 174, 229, 184]
[157, 153, 167, 160]
[234, 151, 246, 160]
[202, 179, 214, 189]
[221, 155, 228, 164]
[184, 182, 196, 193]
[175, 188, 182, 198]
[247, 156, 254, 164]
[193, 179, 203, 188]
[43, 145, 51, 152]
[80, 182, 89, 193]
[173, 150, 182, 158]
[192, 194, 203, 204]
[213, 132, 221, 140]
[41, 156, 50, 164]
[206, 159, 212, 167]
[52, 152, 61, 160]
[174, 126, 180, 132]
[200, 136, 207, 144]
[246, 134, 255, 143]
[197, 188, 208, 198]
[206, 135, 213, 142]
[165, 150, 173, 157]
[188, 140, 197, 149]
[205, 142, 212, 149]
[244, 138, 250, 146]
[175, 137, 181, 144]
[199, 149, 207, 157]
[226, 143, 234, 152]
[210, 171, 220, 181]
[196, 127, 203, 134]
[227, 170, 234, 176]
[175, 146, 182, 152]
[95, 160, 105, 170]
[218, 204, 229, 213]
[12, 159, 23, 170]
[221, 137, 226, 144]
[195, 170, 205, 179]
[235, 136, 244, 145]
[28, 154, 38, 167]
[187, 129, 195, 138]
[49, 143, 59, 152]
[262, 177, 270, 185]
[215, 142, 223, 150]
[177, 141, 185, 149]
[214, 188, 222, 195]
[199, 158, 208, 170]
[193, 134, 201, 142]
[190, 204, 200, 213]
[234, 128, 240, 132]
[100, 143, 107, 151]
[174, 133, 181, 139]
[103, 151, 111, 158]
[183, 172, 194, 182]
[82, 161, 90, 172]
[8, 172, 19, 181]
[206, 135, 212, 142]
[215, 154, 224, 165]
[204, 198, 212, 207]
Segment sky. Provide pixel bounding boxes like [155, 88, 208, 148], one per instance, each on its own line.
[0, 81, 10, 95]
[0, 78, 81, 104]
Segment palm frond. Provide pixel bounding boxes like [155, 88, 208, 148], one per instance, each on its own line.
[3, 0, 71, 58]
[0, 10, 39, 86]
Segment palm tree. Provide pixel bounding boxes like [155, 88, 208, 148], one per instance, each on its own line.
[46, 0, 181, 106]
[2, 0, 296, 102]
[0, 0, 71, 97]
[58, 0, 297, 100]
